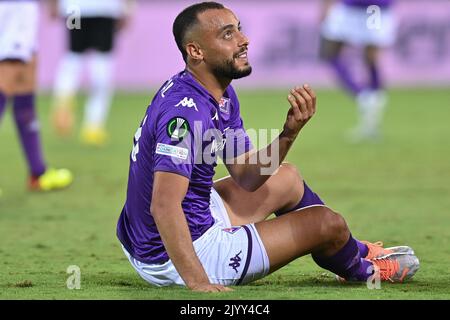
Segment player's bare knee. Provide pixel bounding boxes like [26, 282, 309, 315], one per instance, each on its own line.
[280, 162, 303, 203]
[319, 208, 349, 244]
[280, 162, 303, 188]
[331, 212, 350, 245]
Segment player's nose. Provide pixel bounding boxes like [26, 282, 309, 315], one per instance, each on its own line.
[237, 31, 250, 47]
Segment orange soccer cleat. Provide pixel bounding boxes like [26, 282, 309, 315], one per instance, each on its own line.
[336, 253, 420, 283]
[362, 241, 414, 260]
[371, 253, 420, 283]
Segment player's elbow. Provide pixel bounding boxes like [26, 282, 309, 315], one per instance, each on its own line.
[150, 203, 163, 219]
[150, 198, 179, 219]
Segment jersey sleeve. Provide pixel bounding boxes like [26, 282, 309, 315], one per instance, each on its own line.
[152, 98, 206, 179]
[221, 87, 254, 160]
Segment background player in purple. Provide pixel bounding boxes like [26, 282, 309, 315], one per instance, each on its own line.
[0, 0, 73, 191]
[117, 2, 418, 292]
[320, 0, 397, 141]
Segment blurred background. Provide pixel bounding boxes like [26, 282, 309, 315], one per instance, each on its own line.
[37, 0, 450, 90]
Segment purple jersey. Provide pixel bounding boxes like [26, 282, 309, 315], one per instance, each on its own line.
[116, 70, 253, 264]
[342, 0, 393, 8]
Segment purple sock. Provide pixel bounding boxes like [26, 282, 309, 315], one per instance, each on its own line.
[356, 239, 369, 258]
[0, 91, 7, 122]
[368, 63, 382, 90]
[312, 234, 374, 281]
[275, 181, 324, 216]
[13, 94, 46, 177]
[329, 56, 362, 96]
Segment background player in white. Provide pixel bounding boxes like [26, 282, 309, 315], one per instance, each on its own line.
[50, 0, 135, 146]
[0, 0, 72, 191]
[320, 0, 397, 141]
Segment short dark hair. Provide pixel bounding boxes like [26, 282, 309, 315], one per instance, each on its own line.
[173, 2, 225, 62]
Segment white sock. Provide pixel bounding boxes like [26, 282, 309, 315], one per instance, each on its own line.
[356, 90, 387, 136]
[53, 52, 84, 101]
[83, 52, 114, 129]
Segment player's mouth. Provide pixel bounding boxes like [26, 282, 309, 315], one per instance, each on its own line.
[235, 50, 248, 62]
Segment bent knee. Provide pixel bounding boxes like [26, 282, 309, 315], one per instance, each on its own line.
[279, 163, 304, 203]
[280, 162, 303, 185]
[317, 207, 349, 241]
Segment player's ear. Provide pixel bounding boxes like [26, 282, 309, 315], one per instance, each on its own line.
[186, 42, 203, 62]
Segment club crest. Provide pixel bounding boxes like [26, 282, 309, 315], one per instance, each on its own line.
[219, 97, 230, 114]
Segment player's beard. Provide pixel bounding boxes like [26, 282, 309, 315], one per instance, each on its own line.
[211, 56, 252, 80]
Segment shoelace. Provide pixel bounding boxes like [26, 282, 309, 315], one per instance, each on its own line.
[372, 257, 400, 282]
[372, 241, 384, 247]
[363, 241, 386, 259]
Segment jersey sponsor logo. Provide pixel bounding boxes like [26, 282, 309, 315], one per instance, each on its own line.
[219, 97, 230, 114]
[175, 97, 198, 112]
[211, 138, 226, 154]
[155, 143, 189, 160]
[209, 127, 230, 155]
[222, 226, 241, 234]
[228, 250, 242, 273]
[166, 117, 190, 141]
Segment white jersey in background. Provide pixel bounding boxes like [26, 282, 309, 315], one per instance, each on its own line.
[59, 0, 128, 18]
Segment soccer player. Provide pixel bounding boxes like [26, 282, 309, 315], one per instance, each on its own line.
[49, 0, 135, 146]
[116, 2, 418, 292]
[0, 0, 73, 191]
[320, 0, 396, 141]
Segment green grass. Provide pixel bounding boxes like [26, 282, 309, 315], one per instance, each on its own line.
[0, 88, 449, 299]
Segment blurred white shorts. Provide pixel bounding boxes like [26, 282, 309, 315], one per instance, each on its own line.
[321, 3, 397, 47]
[0, 1, 39, 62]
[122, 188, 270, 287]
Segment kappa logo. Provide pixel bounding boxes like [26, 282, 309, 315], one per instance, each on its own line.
[229, 250, 242, 273]
[222, 227, 241, 234]
[175, 97, 198, 112]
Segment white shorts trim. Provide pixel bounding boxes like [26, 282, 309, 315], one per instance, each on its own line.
[0, 2, 39, 62]
[122, 188, 270, 287]
[321, 3, 397, 47]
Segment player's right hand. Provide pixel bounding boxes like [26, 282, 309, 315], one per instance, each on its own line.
[283, 84, 317, 140]
[189, 283, 234, 292]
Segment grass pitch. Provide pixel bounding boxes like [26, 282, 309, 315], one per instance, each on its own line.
[0, 88, 449, 299]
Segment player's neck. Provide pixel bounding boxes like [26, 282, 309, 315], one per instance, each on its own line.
[186, 67, 230, 103]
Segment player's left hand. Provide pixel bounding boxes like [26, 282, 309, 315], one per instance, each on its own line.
[283, 84, 317, 139]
